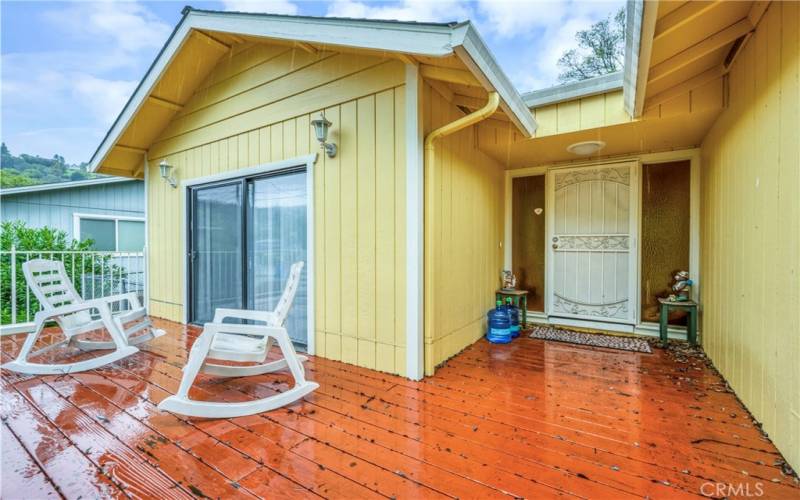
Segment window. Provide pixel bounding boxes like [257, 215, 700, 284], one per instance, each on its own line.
[75, 215, 145, 251]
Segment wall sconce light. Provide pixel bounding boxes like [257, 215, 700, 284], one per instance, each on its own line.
[159, 160, 177, 188]
[311, 112, 337, 158]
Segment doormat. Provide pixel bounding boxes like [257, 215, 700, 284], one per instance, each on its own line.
[528, 325, 652, 353]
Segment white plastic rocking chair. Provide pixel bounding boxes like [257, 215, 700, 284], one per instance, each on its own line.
[158, 261, 318, 418]
[2, 259, 165, 375]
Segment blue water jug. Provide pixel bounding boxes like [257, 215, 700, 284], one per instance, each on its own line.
[487, 300, 512, 344]
[505, 298, 520, 338]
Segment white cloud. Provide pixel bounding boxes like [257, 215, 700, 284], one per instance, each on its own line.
[325, 0, 472, 22]
[72, 75, 138, 123]
[42, 1, 172, 54]
[321, 0, 623, 91]
[222, 0, 299, 15]
[475, 0, 618, 38]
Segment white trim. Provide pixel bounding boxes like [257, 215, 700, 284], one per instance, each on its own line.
[504, 148, 701, 335]
[179, 154, 318, 353]
[522, 72, 623, 108]
[504, 165, 548, 270]
[548, 317, 635, 334]
[73, 213, 146, 251]
[0, 177, 135, 196]
[89, 10, 537, 173]
[143, 155, 151, 310]
[405, 64, 424, 381]
[623, 0, 657, 117]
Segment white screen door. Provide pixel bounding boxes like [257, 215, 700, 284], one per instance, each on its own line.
[547, 162, 638, 324]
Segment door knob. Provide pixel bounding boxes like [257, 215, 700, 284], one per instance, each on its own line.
[552, 244, 559, 249]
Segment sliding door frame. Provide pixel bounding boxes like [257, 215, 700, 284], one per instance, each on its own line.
[186, 178, 247, 326]
[181, 154, 318, 354]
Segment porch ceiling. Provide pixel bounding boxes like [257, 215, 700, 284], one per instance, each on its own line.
[3, 318, 798, 498]
[641, 0, 768, 111]
[477, 106, 721, 168]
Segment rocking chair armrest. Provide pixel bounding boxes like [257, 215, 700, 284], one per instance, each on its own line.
[33, 299, 114, 324]
[203, 322, 285, 339]
[95, 292, 141, 311]
[211, 308, 278, 326]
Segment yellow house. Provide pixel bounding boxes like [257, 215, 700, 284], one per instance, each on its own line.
[90, 2, 798, 470]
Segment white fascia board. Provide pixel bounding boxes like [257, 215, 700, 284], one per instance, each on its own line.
[189, 10, 456, 56]
[452, 25, 537, 137]
[623, 0, 657, 118]
[623, 0, 643, 116]
[522, 72, 624, 108]
[88, 18, 194, 173]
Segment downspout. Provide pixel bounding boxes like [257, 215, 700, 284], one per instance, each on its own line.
[423, 91, 500, 375]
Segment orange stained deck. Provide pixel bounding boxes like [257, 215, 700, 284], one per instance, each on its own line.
[2, 319, 798, 499]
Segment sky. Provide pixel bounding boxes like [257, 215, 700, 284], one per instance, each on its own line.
[1, 0, 623, 164]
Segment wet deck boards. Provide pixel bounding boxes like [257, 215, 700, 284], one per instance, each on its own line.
[2, 319, 798, 499]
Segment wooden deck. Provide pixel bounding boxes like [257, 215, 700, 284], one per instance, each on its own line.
[2, 319, 798, 499]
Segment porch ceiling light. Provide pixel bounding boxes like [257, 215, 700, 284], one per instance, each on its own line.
[311, 112, 337, 158]
[159, 160, 177, 188]
[567, 140, 606, 156]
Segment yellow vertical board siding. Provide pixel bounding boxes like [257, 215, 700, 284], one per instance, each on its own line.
[700, 2, 799, 471]
[145, 43, 407, 375]
[532, 90, 634, 138]
[423, 84, 505, 375]
[356, 95, 377, 369]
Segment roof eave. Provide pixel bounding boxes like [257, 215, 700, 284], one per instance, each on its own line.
[622, 0, 657, 118]
[88, 12, 193, 173]
[452, 24, 537, 137]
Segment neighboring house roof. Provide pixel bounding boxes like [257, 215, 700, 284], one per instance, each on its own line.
[522, 72, 623, 108]
[0, 176, 137, 197]
[89, 6, 538, 174]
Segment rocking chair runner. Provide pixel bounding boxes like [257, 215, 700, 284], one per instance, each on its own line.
[158, 261, 318, 418]
[2, 259, 165, 375]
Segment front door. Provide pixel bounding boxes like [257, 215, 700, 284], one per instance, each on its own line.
[547, 162, 638, 324]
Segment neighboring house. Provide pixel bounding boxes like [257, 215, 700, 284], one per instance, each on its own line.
[88, 3, 798, 470]
[0, 177, 145, 251]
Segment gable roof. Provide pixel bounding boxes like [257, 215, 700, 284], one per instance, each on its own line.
[89, 6, 537, 175]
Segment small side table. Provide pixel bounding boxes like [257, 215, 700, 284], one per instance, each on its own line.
[658, 298, 698, 346]
[496, 289, 529, 326]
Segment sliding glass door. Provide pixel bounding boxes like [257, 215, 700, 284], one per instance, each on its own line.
[247, 171, 307, 344]
[189, 182, 244, 324]
[188, 168, 308, 345]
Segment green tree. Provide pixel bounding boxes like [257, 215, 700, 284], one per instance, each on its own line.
[0, 221, 119, 324]
[0, 144, 101, 188]
[557, 7, 626, 83]
[0, 171, 36, 188]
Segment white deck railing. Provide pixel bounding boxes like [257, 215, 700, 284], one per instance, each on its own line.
[1, 246, 145, 334]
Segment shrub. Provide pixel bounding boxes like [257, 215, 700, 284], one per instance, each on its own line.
[1, 221, 120, 324]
